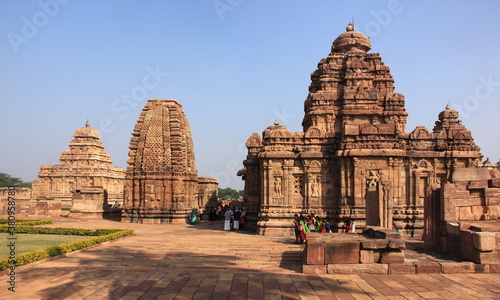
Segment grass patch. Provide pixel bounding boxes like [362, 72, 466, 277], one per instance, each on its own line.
[0, 219, 134, 271]
[0, 233, 89, 259]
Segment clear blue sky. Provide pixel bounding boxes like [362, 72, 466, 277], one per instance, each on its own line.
[1, 0, 499, 190]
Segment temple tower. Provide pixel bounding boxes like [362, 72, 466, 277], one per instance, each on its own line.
[32, 121, 125, 206]
[122, 99, 199, 224]
[240, 24, 482, 236]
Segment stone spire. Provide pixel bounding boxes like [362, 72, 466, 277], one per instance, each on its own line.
[123, 99, 199, 224]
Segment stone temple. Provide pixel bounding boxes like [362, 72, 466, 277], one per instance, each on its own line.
[32, 121, 125, 207]
[122, 99, 218, 224]
[239, 23, 496, 245]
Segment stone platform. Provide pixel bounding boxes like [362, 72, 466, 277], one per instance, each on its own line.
[0, 218, 499, 299]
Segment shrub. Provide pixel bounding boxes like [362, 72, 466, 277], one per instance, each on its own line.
[0, 227, 134, 271]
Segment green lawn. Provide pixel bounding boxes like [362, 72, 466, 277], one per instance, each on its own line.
[0, 233, 90, 259]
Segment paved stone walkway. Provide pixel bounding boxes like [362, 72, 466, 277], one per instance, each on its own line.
[1, 218, 499, 299]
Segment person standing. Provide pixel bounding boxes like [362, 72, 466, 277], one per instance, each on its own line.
[239, 207, 246, 230]
[224, 207, 232, 230]
[233, 208, 241, 230]
[208, 206, 217, 225]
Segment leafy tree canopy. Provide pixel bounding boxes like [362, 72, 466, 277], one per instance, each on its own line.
[0, 172, 32, 188]
[218, 187, 243, 200]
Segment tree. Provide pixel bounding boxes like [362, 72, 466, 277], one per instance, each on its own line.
[0, 172, 32, 188]
[218, 187, 241, 200]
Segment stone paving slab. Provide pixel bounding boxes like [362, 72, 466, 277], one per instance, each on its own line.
[0, 218, 499, 299]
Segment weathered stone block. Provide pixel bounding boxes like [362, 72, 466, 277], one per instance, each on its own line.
[475, 264, 490, 273]
[389, 263, 416, 274]
[468, 181, 488, 189]
[458, 207, 474, 220]
[485, 188, 500, 198]
[360, 250, 374, 264]
[472, 249, 500, 264]
[361, 239, 388, 249]
[472, 232, 496, 251]
[486, 205, 500, 219]
[455, 197, 482, 207]
[489, 178, 500, 188]
[490, 264, 500, 273]
[446, 222, 460, 235]
[388, 239, 406, 250]
[471, 206, 487, 220]
[486, 197, 500, 206]
[497, 233, 500, 251]
[440, 262, 475, 273]
[380, 251, 404, 264]
[324, 241, 360, 264]
[461, 242, 474, 261]
[302, 264, 327, 275]
[452, 168, 491, 182]
[306, 239, 324, 265]
[373, 251, 381, 263]
[327, 264, 388, 274]
[415, 262, 441, 273]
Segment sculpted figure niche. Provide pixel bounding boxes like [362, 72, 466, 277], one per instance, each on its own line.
[239, 23, 484, 238]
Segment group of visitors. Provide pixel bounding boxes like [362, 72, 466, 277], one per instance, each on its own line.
[293, 214, 332, 244]
[190, 204, 247, 231]
[223, 206, 246, 231]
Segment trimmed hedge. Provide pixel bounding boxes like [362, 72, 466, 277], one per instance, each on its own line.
[0, 226, 122, 236]
[0, 219, 52, 226]
[0, 226, 133, 271]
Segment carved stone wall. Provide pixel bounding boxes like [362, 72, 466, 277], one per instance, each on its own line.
[122, 99, 217, 224]
[31, 122, 125, 206]
[240, 23, 485, 236]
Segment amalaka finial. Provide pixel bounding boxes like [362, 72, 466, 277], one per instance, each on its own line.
[346, 22, 355, 32]
[274, 118, 280, 126]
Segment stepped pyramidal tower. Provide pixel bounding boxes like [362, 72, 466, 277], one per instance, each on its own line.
[239, 23, 484, 240]
[123, 99, 217, 224]
[32, 121, 125, 206]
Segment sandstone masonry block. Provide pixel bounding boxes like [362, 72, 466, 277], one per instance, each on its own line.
[388, 239, 406, 250]
[473, 250, 500, 264]
[468, 181, 488, 189]
[440, 262, 475, 273]
[471, 206, 487, 220]
[361, 240, 388, 250]
[446, 223, 460, 236]
[327, 264, 388, 274]
[359, 250, 374, 264]
[306, 240, 324, 265]
[458, 207, 474, 220]
[415, 262, 441, 273]
[490, 264, 500, 273]
[472, 232, 496, 251]
[380, 251, 404, 264]
[324, 241, 360, 264]
[489, 178, 500, 188]
[389, 263, 416, 274]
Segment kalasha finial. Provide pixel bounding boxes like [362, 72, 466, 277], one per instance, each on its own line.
[85, 120, 90, 128]
[274, 118, 280, 126]
[346, 22, 355, 32]
[445, 104, 451, 110]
